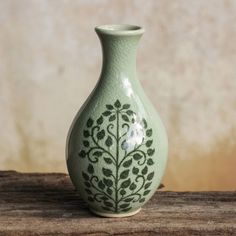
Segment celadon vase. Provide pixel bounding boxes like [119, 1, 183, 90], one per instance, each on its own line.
[66, 24, 168, 217]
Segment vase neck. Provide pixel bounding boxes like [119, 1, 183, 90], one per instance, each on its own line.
[95, 25, 144, 82]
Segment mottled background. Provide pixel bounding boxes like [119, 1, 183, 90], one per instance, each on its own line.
[0, 0, 235, 190]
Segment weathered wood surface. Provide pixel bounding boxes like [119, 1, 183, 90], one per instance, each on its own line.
[0, 171, 235, 236]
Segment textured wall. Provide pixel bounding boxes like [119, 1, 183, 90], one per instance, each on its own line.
[0, 0, 236, 190]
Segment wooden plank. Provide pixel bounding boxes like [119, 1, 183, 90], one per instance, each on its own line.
[0, 171, 235, 235]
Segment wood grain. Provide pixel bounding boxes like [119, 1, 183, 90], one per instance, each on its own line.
[0, 171, 235, 236]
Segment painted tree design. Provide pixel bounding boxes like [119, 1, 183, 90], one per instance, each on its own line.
[78, 100, 155, 213]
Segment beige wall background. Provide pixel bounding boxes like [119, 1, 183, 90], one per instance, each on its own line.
[0, 0, 236, 190]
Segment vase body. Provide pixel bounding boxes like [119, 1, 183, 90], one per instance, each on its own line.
[66, 25, 168, 217]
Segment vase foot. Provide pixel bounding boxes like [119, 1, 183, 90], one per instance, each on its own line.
[89, 208, 141, 218]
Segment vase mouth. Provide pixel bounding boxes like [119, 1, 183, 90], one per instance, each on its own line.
[95, 24, 145, 36]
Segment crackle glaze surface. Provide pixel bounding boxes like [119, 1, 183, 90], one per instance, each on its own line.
[66, 25, 168, 216]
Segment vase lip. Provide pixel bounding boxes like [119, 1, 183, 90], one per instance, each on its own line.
[95, 24, 145, 36]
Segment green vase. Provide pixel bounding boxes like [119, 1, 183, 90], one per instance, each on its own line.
[66, 24, 168, 217]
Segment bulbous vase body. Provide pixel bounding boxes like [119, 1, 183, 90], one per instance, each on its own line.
[66, 24, 168, 217]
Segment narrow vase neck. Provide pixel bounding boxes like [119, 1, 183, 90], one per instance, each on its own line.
[95, 25, 144, 82]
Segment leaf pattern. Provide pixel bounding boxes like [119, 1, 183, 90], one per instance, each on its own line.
[78, 100, 156, 213]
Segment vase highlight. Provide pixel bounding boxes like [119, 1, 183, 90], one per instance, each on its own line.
[66, 24, 168, 217]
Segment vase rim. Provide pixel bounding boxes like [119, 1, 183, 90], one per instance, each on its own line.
[95, 24, 145, 36]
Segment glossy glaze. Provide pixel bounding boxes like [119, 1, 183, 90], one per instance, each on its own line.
[66, 24, 168, 217]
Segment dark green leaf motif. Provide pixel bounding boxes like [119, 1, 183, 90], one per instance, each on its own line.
[144, 190, 151, 196]
[83, 130, 90, 138]
[122, 114, 129, 122]
[124, 197, 134, 202]
[104, 157, 113, 164]
[120, 189, 126, 195]
[78, 150, 86, 158]
[133, 153, 142, 160]
[78, 100, 157, 213]
[114, 100, 121, 108]
[98, 180, 105, 190]
[109, 114, 116, 122]
[126, 110, 134, 116]
[103, 178, 113, 187]
[104, 201, 113, 207]
[144, 182, 152, 189]
[82, 172, 89, 181]
[142, 166, 148, 175]
[86, 118, 94, 128]
[106, 104, 114, 110]
[97, 129, 105, 140]
[146, 129, 153, 137]
[123, 159, 132, 168]
[87, 164, 94, 174]
[97, 116, 103, 125]
[147, 172, 155, 181]
[147, 158, 154, 166]
[120, 203, 129, 208]
[122, 104, 130, 109]
[107, 188, 113, 195]
[120, 170, 129, 179]
[93, 151, 102, 157]
[103, 111, 112, 116]
[102, 168, 112, 177]
[129, 183, 137, 190]
[121, 178, 131, 188]
[146, 140, 153, 147]
[105, 136, 113, 147]
[147, 148, 155, 156]
[139, 198, 145, 203]
[142, 118, 148, 129]
[83, 140, 90, 147]
[132, 167, 139, 175]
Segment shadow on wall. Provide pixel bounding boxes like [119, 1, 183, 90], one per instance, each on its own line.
[164, 129, 236, 191]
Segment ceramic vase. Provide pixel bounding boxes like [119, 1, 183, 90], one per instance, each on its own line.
[66, 24, 168, 217]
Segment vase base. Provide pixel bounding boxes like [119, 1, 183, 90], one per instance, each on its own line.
[89, 207, 141, 218]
